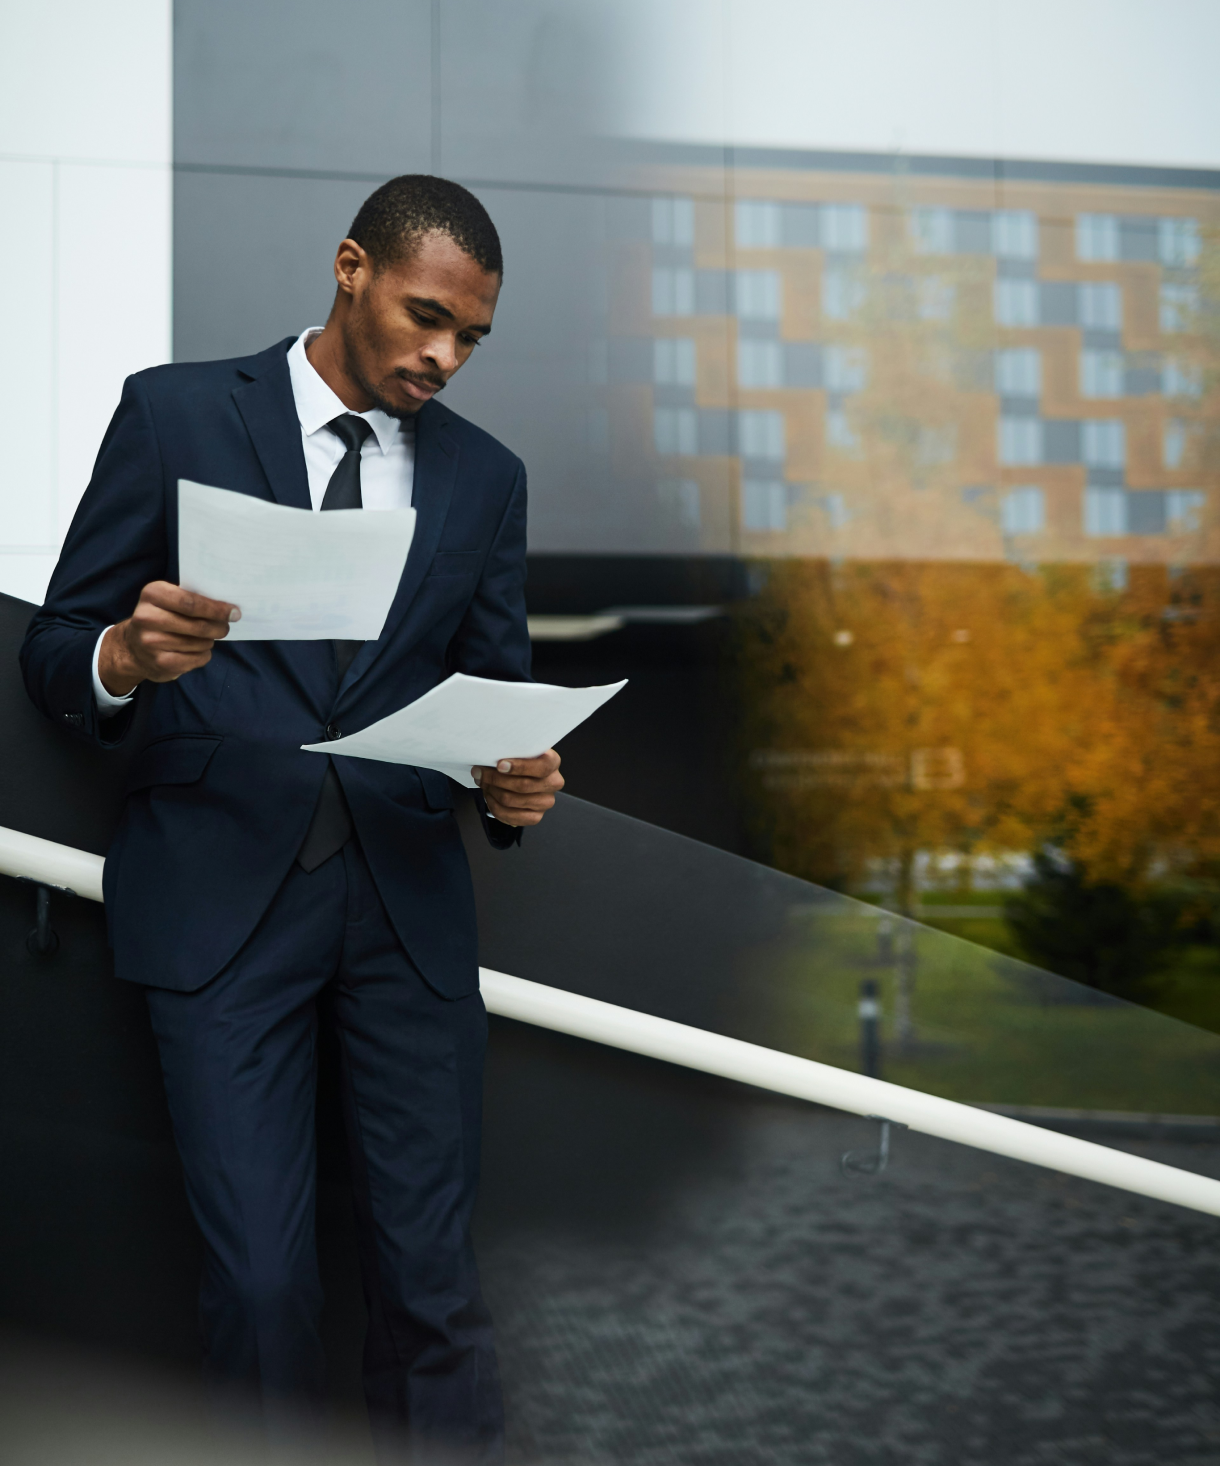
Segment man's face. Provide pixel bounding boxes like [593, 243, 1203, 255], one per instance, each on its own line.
[337, 231, 500, 418]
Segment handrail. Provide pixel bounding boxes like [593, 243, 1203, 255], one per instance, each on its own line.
[3, 823, 1219, 1219]
[0, 825, 105, 901]
[480, 970, 1220, 1217]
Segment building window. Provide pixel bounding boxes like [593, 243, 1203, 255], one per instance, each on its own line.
[994, 279, 1038, 327]
[1080, 351, 1125, 398]
[1127, 490, 1166, 535]
[1078, 282, 1122, 330]
[1163, 359, 1202, 398]
[735, 200, 781, 248]
[1166, 489, 1206, 532]
[738, 409, 786, 460]
[823, 266, 865, 320]
[658, 478, 701, 529]
[911, 208, 953, 254]
[1084, 487, 1127, 536]
[652, 197, 694, 246]
[654, 337, 697, 386]
[1082, 419, 1126, 468]
[993, 210, 1038, 259]
[735, 269, 782, 320]
[995, 348, 1041, 396]
[741, 479, 788, 532]
[825, 406, 859, 452]
[1159, 217, 1201, 267]
[820, 492, 849, 529]
[1093, 558, 1128, 592]
[823, 346, 867, 393]
[998, 417, 1042, 465]
[1076, 214, 1120, 261]
[1160, 283, 1198, 333]
[1164, 418, 1189, 469]
[822, 203, 868, 252]
[1001, 486, 1045, 534]
[652, 267, 694, 316]
[737, 339, 784, 389]
[654, 407, 698, 456]
[917, 276, 955, 321]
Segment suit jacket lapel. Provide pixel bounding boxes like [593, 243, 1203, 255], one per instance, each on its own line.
[232, 342, 312, 510]
[339, 399, 458, 694]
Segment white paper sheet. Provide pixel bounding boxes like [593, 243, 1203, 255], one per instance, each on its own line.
[302, 672, 627, 787]
[178, 479, 416, 641]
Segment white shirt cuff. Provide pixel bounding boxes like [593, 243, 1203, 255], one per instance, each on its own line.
[92, 627, 135, 717]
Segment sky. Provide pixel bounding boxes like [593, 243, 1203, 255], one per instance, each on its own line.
[607, 0, 1220, 169]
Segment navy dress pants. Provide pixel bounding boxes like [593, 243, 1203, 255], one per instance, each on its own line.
[144, 838, 503, 1463]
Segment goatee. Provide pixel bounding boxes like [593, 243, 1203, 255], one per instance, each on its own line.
[363, 372, 445, 420]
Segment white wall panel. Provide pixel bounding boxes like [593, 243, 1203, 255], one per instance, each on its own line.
[0, 162, 56, 552]
[56, 163, 173, 537]
[0, 0, 171, 606]
[0, 0, 170, 163]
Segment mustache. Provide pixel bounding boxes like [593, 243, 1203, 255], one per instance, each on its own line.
[394, 367, 446, 392]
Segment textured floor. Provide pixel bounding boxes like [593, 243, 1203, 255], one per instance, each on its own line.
[3, 1104, 1217, 1465]
[481, 1104, 1220, 1466]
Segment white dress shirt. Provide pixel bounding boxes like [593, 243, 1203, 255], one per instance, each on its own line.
[94, 329, 416, 714]
[287, 328, 416, 512]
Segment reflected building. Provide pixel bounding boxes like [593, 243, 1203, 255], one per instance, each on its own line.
[579, 149, 1217, 569]
[442, 142, 1219, 950]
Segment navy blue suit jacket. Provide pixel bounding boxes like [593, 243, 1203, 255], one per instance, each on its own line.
[21, 338, 532, 999]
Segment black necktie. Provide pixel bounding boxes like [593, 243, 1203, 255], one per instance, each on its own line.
[321, 412, 373, 512]
[295, 413, 374, 873]
[321, 414, 374, 676]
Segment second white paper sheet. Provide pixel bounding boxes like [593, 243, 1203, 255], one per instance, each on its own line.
[178, 479, 416, 641]
[302, 672, 627, 786]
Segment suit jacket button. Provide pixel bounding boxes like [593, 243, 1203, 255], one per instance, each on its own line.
[325, 723, 342, 741]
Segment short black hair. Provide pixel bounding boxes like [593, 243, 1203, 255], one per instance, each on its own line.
[347, 174, 503, 277]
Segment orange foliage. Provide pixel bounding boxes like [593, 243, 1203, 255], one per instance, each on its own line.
[736, 560, 1220, 905]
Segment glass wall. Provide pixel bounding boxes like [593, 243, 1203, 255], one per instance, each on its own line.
[172, 1, 1220, 1021]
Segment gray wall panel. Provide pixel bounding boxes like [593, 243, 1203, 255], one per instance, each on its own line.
[172, 0, 730, 550]
[435, 0, 633, 189]
[174, 171, 375, 362]
[174, 0, 433, 173]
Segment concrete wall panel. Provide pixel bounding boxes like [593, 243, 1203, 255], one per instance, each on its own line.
[174, 0, 433, 174]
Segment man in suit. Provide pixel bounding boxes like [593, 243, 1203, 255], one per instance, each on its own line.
[21, 175, 561, 1462]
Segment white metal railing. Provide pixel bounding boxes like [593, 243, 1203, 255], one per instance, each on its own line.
[4, 823, 1220, 1220]
[0, 825, 106, 901]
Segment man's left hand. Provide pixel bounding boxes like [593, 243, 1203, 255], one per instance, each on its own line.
[473, 750, 563, 827]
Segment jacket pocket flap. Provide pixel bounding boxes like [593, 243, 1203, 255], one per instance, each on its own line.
[125, 734, 223, 794]
[417, 767, 456, 810]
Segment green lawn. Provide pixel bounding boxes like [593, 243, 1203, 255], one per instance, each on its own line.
[738, 901, 1220, 1117]
[916, 896, 1220, 1037]
[1152, 945, 1220, 1033]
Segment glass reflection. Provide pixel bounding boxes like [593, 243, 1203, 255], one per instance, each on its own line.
[733, 558, 1220, 1030]
[169, 0, 1219, 1031]
[547, 150, 1218, 1024]
[465, 795, 1220, 1119]
[592, 160, 1215, 561]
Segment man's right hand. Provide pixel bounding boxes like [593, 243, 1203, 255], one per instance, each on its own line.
[98, 582, 240, 697]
